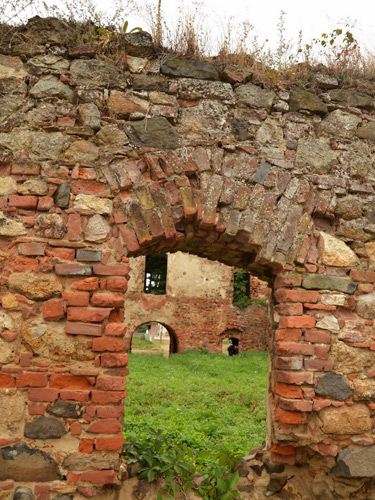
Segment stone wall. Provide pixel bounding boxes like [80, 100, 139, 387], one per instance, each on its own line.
[1, 15, 375, 499]
[126, 252, 271, 353]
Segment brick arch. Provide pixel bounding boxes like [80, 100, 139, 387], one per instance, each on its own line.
[129, 321, 178, 355]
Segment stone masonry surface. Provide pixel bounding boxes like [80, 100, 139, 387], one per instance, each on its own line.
[2, 15, 375, 499]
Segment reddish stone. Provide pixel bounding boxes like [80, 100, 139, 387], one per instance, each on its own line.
[43, 299, 65, 320]
[1, 331, 17, 342]
[358, 283, 374, 294]
[101, 353, 128, 367]
[79, 470, 115, 485]
[274, 408, 302, 424]
[87, 419, 122, 434]
[9, 195, 37, 209]
[96, 435, 124, 451]
[275, 289, 319, 303]
[49, 375, 91, 390]
[63, 291, 90, 306]
[96, 376, 126, 391]
[28, 388, 59, 402]
[10, 256, 38, 272]
[271, 444, 295, 456]
[279, 316, 316, 329]
[92, 337, 126, 352]
[67, 307, 112, 323]
[90, 293, 124, 308]
[0, 373, 15, 388]
[352, 270, 375, 282]
[71, 277, 100, 291]
[93, 264, 130, 276]
[16, 373, 48, 387]
[270, 452, 296, 465]
[65, 321, 102, 336]
[105, 324, 126, 337]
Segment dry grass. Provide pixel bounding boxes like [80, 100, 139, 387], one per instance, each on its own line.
[1, 0, 375, 86]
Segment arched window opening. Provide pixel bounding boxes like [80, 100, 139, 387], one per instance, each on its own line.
[144, 254, 168, 295]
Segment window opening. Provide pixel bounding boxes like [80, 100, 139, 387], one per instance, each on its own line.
[233, 270, 251, 308]
[144, 254, 168, 294]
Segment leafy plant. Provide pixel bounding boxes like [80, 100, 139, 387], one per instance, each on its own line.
[98, 19, 142, 48]
[123, 429, 241, 499]
[233, 271, 252, 309]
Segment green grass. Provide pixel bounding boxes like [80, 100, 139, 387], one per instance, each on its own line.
[123, 350, 268, 458]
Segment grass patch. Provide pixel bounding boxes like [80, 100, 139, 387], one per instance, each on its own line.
[123, 350, 268, 459]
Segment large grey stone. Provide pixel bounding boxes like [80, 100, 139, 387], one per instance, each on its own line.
[29, 75, 75, 102]
[254, 162, 271, 184]
[125, 117, 179, 149]
[302, 274, 357, 294]
[176, 78, 234, 101]
[235, 83, 276, 109]
[0, 443, 61, 481]
[26, 16, 73, 45]
[13, 486, 35, 500]
[47, 400, 83, 418]
[321, 110, 361, 138]
[24, 416, 67, 439]
[289, 88, 328, 114]
[295, 138, 338, 174]
[315, 372, 353, 401]
[357, 122, 375, 141]
[123, 31, 155, 57]
[329, 89, 374, 110]
[161, 58, 219, 80]
[332, 446, 375, 477]
[70, 59, 126, 88]
[336, 195, 363, 220]
[54, 182, 71, 208]
[77, 102, 101, 130]
[27, 54, 70, 71]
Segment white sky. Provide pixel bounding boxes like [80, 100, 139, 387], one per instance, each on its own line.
[113, 0, 375, 55]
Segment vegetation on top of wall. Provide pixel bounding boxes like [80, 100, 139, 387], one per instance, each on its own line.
[0, 0, 374, 87]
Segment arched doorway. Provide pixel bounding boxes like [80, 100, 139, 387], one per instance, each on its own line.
[130, 321, 178, 356]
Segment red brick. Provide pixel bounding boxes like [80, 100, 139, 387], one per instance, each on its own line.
[87, 419, 122, 434]
[96, 406, 124, 418]
[93, 264, 130, 276]
[18, 242, 45, 256]
[304, 303, 336, 311]
[105, 324, 126, 337]
[96, 376, 126, 391]
[70, 422, 82, 436]
[49, 375, 91, 390]
[96, 435, 124, 451]
[65, 321, 102, 336]
[304, 359, 333, 371]
[101, 353, 128, 367]
[91, 390, 127, 404]
[274, 408, 302, 424]
[270, 451, 296, 465]
[276, 342, 314, 356]
[60, 390, 90, 402]
[119, 226, 140, 252]
[304, 330, 331, 344]
[313, 399, 331, 411]
[279, 397, 313, 412]
[79, 470, 115, 485]
[10, 256, 38, 272]
[9, 195, 37, 209]
[92, 337, 126, 352]
[67, 307, 112, 323]
[28, 403, 45, 415]
[315, 345, 330, 359]
[106, 277, 128, 292]
[275, 356, 302, 371]
[108, 308, 124, 323]
[16, 373, 48, 387]
[91, 293, 124, 308]
[79, 438, 95, 453]
[271, 444, 295, 456]
[28, 388, 59, 402]
[358, 283, 374, 293]
[67, 472, 80, 484]
[0, 481, 15, 490]
[68, 214, 81, 241]
[43, 299, 65, 320]
[0, 373, 15, 388]
[45, 247, 75, 260]
[37, 196, 54, 211]
[275, 303, 303, 316]
[55, 263, 92, 276]
[352, 270, 375, 282]
[279, 316, 316, 329]
[71, 277, 99, 291]
[1, 332, 17, 342]
[274, 274, 302, 288]
[275, 329, 302, 342]
[275, 289, 319, 303]
[275, 370, 313, 385]
[63, 291, 90, 306]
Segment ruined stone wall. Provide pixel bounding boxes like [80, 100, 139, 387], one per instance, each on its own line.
[2, 15, 375, 500]
[126, 252, 271, 352]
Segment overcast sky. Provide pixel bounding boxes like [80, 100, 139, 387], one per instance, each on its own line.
[100, 0, 375, 55]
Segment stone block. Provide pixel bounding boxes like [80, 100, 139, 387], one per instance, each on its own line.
[302, 275, 357, 294]
[315, 372, 353, 401]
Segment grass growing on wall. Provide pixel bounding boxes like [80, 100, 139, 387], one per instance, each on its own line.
[123, 350, 268, 459]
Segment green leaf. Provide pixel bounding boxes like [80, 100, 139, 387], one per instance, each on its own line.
[147, 469, 156, 481]
[157, 494, 163, 500]
[217, 478, 228, 491]
[228, 470, 239, 489]
[130, 27, 143, 32]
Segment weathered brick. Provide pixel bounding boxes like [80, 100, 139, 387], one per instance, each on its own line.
[92, 337, 126, 352]
[76, 249, 103, 262]
[279, 316, 316, 329]
[274, 408, 302, 424]
[49, 375, 91, 390]
[43, 299, 65, 320]
[28, 388, 59, 402]
[67, 307, 112, 322]
[60, 390, 90, 402]
[304, 330, 331, 344]
[275, 371, 314, 385]
[96, 376, 126, 391]
[105, 324, 126, 337]
[276, 342, 314, 356]
[275, 289, 320, 303]
[101, 353, 128, 367]
[275, 329, 302, 342]
[93, 264, 130, 276]
[351, 270, 375, 283]
[16, 373, 48, 387]
[304, 359, 333, 371]
[9, 195, 37, 209]
[71, 277, 100, 291]
[274, 383, 303, 399]
[275, 356, 303, 370]
[55, 263, 92, 276]
[68, 214, 81, 241]
[87, 419, 122, 434]
[91, 293, 124, 308]
[96, 435, 124, 451]
[79, 470, 115, 485]
[79, 438, 95, 454]
[278, 397, 313, 412]
[96, 406, 124, 418]
[65, 321, 102, 336]
[91, 390, 127, 404]
[106, 277, 128, 292]
[18, 242, 45, 256]
[0, 373, 15, 388]
[63, 291, 90, 306]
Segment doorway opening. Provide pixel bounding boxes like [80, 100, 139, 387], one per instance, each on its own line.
[130, 321, 178, 357]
